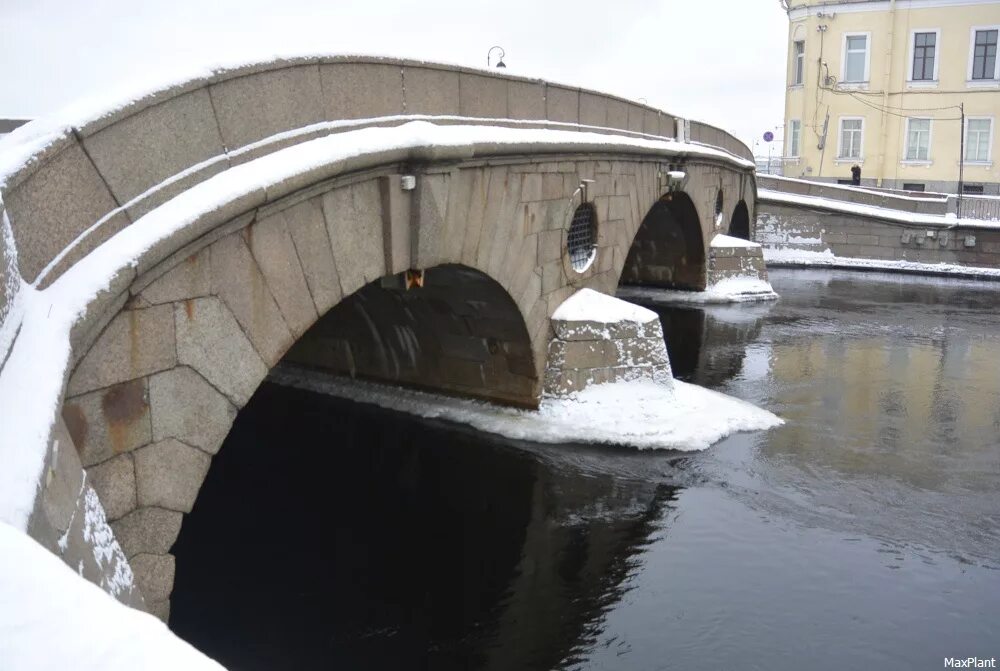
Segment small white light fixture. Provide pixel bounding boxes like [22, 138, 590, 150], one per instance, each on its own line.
[401, 175, 416, 191]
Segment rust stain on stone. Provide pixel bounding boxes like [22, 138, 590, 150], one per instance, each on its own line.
[62, 403, 88, 453]
[184, 298, 194, 321]
[101, 379, 148, 455]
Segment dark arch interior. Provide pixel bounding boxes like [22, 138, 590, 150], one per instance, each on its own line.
[618, 192, 707, 291]
[283, 264, 538, 408]
[730, 200, 750, 241]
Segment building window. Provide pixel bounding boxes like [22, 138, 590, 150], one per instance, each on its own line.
[912, 32, 937, 81]
[963, 184, 985, 194]
[567, 202, 597, 272]
[838, 118, 863, 159]
[793, 40, 805, 85]
[788, 120, 801, 157]
[972, 29, 998, 80]
[844, 34, 869, 83]
[965, 118, 992, 162]
[902, 183, 926, 192]
[905, 119, 932, 161]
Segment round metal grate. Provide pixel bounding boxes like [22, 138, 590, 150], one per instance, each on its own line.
[567, 203, 597, 272]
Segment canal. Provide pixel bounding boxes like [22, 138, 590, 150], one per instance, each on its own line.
[170, 269, 1000, 670]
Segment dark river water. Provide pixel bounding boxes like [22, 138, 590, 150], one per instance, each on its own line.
[170, 269, 1000, 671]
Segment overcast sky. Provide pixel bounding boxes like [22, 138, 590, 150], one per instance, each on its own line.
[0, 0, 788, 152]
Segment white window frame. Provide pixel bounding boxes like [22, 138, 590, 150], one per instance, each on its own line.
[837, 116, 865, 161]
[967, 25, 1000, 85]
[964, 116, 994, 164]
[787, 119, 801, 157]
[840, 32, 872, 87]
[907, 28, 941, 86]
[792, 40, 806, 86]
[903, 118, 933, 164]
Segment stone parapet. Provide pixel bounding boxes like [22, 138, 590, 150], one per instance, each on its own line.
[0, 56, 752, 290]
[757, 174, 949, 215]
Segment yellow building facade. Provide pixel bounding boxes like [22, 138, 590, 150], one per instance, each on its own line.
[782, 0, 1000, 194]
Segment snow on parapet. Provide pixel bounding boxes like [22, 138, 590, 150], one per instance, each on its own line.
[551, 288, 658, 324]
[711, 234, 760, 249]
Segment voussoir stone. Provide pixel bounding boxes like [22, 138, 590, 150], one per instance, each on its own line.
[110, 506, 183, 558]
[63, 378, 152, 467]
[86, 453, 137, 522]
[281, 198, 343, 315]
[134, 438, 212, 513]
[174, 296, 268, 406]
[138, 248, 212, 306]
[67, 303, 176, 397]
[209, 232, 295, 367]
[248, 212, 319, 337]
[321, 182, 386, 297]
[148, 366, 237, 453]
[130, 553, 175, 604]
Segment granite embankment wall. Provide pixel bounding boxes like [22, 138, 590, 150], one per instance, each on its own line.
[757, 175, 1000, 269]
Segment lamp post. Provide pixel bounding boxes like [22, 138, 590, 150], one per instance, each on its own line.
[487, 46, 506, 69]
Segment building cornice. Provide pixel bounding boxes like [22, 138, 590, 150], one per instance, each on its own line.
[788, 0, 1000, 21]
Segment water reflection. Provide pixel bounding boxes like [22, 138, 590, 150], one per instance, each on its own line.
[171, 385, 680, 670]
[644, 302, 772, 385]
[171, 269, 1000, 670]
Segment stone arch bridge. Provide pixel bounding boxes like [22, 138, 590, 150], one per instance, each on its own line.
[0, 57, 758, 621]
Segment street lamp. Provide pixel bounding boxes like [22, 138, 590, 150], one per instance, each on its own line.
[487, 46, 506, 68]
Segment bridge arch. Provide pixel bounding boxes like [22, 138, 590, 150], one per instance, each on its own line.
[730, 200, 751, 240]
[618, 192, 707, 291]
[62, 175, 543, 615]
[0, 56, 758, 625]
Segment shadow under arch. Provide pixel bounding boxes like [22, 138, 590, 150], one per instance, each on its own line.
[730, 200, 750, 240]
[618, 192, 707, 291]
[282, 263, 539, 409]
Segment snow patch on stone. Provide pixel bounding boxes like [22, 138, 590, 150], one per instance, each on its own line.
[270, 369, 783, 452]
[0, 521, 223, 670]
[710, 233, 760, 248]
[552, 288, 658, 324]
[79, 486, 135, 599]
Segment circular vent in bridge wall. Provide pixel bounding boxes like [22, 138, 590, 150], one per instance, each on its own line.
[567, 203, 598, 272]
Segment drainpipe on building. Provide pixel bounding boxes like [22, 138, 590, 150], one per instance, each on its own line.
[876, 0, 897, 188]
